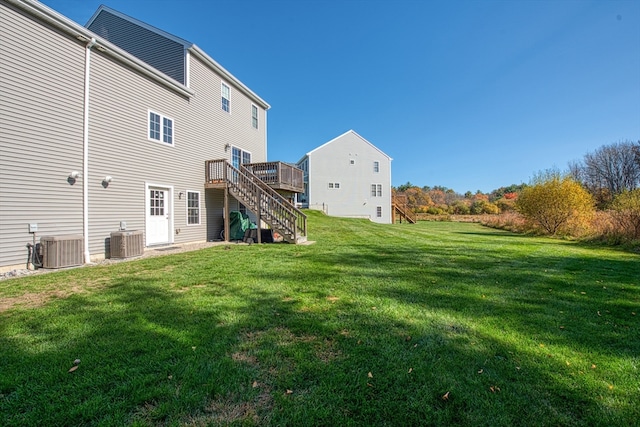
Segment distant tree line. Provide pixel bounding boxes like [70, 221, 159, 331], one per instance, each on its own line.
[568, 140, 640, 207]
[395, 140, 640, 241]
[392, 183, 527, 215]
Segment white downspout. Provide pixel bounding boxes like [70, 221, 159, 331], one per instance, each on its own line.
[82, 37, 96, 264]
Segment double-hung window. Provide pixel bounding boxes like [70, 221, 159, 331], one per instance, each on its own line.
[187, 191, 200, 225]
[251, 104, 258, 129]
[149, 110, 174, 145]
[376, 206, 382, 217]
[222, 82, 230, 113]
[371, 184, 382, 197]
[373, 161, 380, 173]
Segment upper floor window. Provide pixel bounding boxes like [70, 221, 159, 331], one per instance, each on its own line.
[187, 191, 200, 225]
[328, 182, 340, 189]
[149, 110, 174, 145]
[373, 161, 380, 173]
[251, 104, 258, 129]
[371, 184, 382, 197]
[221, 83, 230, 113]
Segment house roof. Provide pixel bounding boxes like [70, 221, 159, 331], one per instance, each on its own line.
[7, 0, 194, 98]
[86, 5, 270, 110]
[298, 130, 393, 163]
[6, 0, 269, 109]
[86, 5, 193, 49]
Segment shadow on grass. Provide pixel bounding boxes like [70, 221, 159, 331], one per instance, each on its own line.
[0, 220, 638, 426]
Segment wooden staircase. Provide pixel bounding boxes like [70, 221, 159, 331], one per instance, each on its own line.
[392, 195, 417, 224]
[206, 160, 307, 243]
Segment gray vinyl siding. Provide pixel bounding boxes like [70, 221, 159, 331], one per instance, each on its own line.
[0, 2, 85, 268]
[188, 57, 267, 163]
[0, 1, 269, 269]
[83, 40, 266, 256]
[87, 10, 186, 84]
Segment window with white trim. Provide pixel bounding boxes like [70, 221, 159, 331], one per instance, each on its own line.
[371, 184, 382, 197]
[251, 104, 258, 129]
[231, 146, 251, 168]
[373, 161, 380, 173]
[149, 110, 174, 145]
[376, 206, 382, 217]
[221, 82, 230, 113]
[187, 191, 200, 225]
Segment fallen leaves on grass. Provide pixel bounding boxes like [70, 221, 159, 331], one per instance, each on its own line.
[367, 372, 373, 378]
[68, 366, 78, 373]
[489, 386, 501, 393]
[442, 391, 450, 401]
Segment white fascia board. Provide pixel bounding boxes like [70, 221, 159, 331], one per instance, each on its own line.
[307, 129, 393, 161]
[189, 45, 270, 110]
[8, 0, 194, 99]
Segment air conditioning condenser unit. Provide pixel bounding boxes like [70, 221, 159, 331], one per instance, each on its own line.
[110, 230, 144, 259]
[40, 235, 84, 269]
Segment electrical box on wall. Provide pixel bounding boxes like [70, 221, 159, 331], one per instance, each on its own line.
[29, 223, 38, 233]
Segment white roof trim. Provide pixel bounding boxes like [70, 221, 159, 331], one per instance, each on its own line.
[7, 0, 194, 98]
[305, 130, 393, 160]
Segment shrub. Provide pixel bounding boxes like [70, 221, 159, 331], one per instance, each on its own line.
[610, 189, 640, 239]
[516, 177, 595, 235]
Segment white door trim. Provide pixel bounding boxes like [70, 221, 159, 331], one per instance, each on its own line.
[145, 182, 174, 246]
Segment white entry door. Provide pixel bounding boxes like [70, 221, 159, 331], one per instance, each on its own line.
[146, 187, 171, 245]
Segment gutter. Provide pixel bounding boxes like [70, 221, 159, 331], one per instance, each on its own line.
[82, 37, 96, 264]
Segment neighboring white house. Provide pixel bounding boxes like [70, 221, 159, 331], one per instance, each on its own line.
[0, 1, 304, 272]
[296, 130, 392, 224]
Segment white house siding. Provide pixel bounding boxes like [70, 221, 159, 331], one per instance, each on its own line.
[304, 131, 392, 224]
[0, 2, 85, 268]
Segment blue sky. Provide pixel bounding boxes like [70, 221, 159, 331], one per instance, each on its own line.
[42, 0, 640, 193]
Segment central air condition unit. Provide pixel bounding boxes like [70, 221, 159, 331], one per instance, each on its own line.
[40, 235, 84, 269]
[110, 230, 144, 259]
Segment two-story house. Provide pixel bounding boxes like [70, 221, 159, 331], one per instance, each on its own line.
[297, 130, 393, 224]
[0, 0, 305, 271]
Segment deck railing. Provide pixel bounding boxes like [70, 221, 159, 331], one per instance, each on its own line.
[244, 162, 304, 192]
[392, 194, 417, 224]
[206, 159, 307, 242]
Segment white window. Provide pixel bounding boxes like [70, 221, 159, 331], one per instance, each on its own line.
[251, 104, 258, 129]
[371, 184, 382, 197]
[376, 206, 382, 217]
[231, 146, 251, 168]
[187, 191, 200, 225]
[149, 110, 174, 145]
[373, 161, 380, 173]
[221, 82, 230, 113]
[328, 182, 340, 189]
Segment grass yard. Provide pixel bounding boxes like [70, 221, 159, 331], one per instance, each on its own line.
[1, 211, 638, 426]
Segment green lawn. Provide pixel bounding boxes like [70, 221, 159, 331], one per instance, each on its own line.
[1, 211, 638, 426]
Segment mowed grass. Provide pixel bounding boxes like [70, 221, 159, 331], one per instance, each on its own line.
[0, 211, 638, 426]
